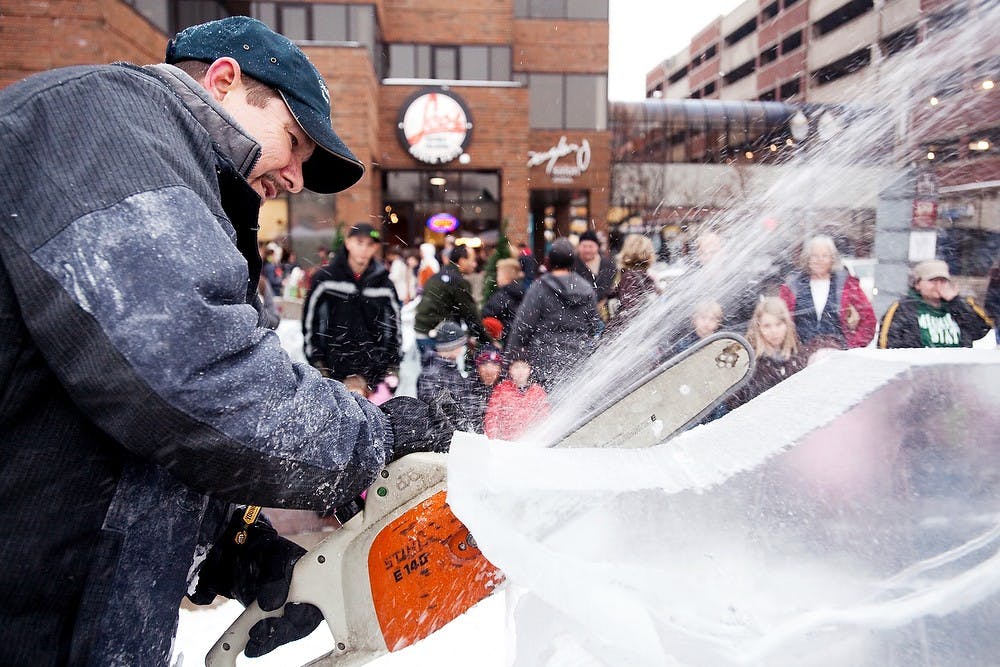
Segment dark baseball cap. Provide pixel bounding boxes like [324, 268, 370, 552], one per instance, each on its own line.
[347, 222, 380, 241]
[166, 16, 364, 194]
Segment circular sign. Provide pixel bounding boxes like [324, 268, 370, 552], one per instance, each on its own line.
[397, 89, 473, 165]
[426, 213, 459, 233]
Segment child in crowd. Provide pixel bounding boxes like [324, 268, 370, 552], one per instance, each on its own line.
[417, 321, 477, 422]
[484, 351, 550, 440]
[729, 297, 804, 411]
[675, 299, 724, 353]
[470, 345, 504, 430]
[341, 374, 370, 398]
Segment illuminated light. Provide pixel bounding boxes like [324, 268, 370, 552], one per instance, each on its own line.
[426, 213, 459, 233]
[429, 176, 447, 186]
[458, 153, 471, 164]
[455, 237, 482, 248]
[982, 80, 995, 90]
[384, 205, 392, 213]
[389, 212, 399, 223]
[929, 96, 939, 105]
[744, 150, 754, 160]
[769, 144, 778, 152]
[970, 140, 991, 151]
[786, 138, 795, 146]
[926, 151, 936, 160]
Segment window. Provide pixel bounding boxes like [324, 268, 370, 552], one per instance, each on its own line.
[758, 89, 776, 101]
[386, 44, 512, 81]
[779, 77, 801, 99]
[760, 44, 779, 66]
[725, 17, 757, 46]
[515, 0, 608, 19]
[814, 0, 874, 38]
[761, 2, 779, 22]
[668, 65, 689, 84]
[781, 30, 802, 54]
[723, 59, 755, 85]
[812, 47, 871, 85]
[524, 73, 607, 129]
[250, 3, 376, 50]
[880, 25, 918, 58]
[703, 80, 717, 96]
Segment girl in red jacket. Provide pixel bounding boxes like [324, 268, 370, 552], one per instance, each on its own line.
[484, 352, 551, 440]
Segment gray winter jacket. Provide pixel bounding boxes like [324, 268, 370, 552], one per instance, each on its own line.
[0, 63, 392, 665]
[506, 271, 600, 388]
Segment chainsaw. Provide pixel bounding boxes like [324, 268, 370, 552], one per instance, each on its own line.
[205, 333, 754, 666]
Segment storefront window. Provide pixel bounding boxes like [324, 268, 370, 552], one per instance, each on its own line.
[383, 171, 501, 247]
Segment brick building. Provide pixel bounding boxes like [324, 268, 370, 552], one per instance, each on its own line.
[625, 0, 997, 285]
[0, 0, 611, 262]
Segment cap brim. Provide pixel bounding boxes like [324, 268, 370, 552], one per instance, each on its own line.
[279, 91, 365, 194]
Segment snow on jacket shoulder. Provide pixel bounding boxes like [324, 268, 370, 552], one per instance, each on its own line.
[0, 64, 391, 665]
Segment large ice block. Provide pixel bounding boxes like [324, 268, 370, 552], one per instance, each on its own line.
[448, 349, 1000, 666]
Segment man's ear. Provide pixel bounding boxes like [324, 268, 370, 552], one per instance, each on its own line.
[202, 57, 243, 102]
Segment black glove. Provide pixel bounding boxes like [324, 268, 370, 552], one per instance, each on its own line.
[189, 512, 323, 657]
[380, 391, 473, 460]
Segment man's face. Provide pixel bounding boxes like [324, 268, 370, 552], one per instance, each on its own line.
[221, 88, 316, 203]
[457, 248, 476, 274]
[477, 362, 501, 386]
[344, 235, 379, 267]
[696, 233, 724, 264]
[578, 240, 599, 262]
[916, 277, 948, 302]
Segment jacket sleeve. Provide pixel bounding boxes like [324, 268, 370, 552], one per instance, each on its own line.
[840, 276, 876, 348]
[0, 70, 392, 512]
[301, 278, 330, 367]
[946, 296, 993, 343]
[878, 300, 913, 349]
[454, 282, 486, 340]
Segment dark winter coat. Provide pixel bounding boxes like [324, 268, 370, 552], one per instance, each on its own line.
[413, 264, 486, 339]
[606, 268, 657, 335]
[482, 279, 527, 338]
[779, 270, 876, 348]
[302, 250, 402, 383]
[506, 272, 600, 388]
[728, 353, 806, 411]
[573, 253, 617, 301]
[0, 64, 392, 666]
[878, 288, 993, 348]
[416, 356, 478, 424]
[986, 266, 1000, 344]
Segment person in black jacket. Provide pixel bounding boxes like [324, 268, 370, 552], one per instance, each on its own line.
[482, 257, 526, 344]
[507, 239, 601, 389]
[573, 230, 617, 320]
[878, 260, 992, 349]
[0, 17, 456, 665]
[303, 222, 402, 388]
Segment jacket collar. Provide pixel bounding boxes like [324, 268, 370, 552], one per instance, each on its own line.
[143, 64, 261, 181]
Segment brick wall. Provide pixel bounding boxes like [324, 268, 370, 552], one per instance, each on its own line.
[513, 19, 607, 73]
[0, 0, 165, 89]
[382, 0, 512, 44]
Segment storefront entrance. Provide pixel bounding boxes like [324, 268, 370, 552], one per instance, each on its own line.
[528, 189, 590, 257]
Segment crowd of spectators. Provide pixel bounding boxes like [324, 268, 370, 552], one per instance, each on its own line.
[263, 225, 995, 438]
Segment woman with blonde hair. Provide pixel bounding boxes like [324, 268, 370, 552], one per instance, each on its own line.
[779, 235, 875, 348]
[730, 297, 805, 410]
[606, 234, 659, 334]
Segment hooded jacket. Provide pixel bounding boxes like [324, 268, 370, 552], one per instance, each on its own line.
[413, 264, 485, 339]
[482, 279, 527, 337]
[302, 250, 402, 383]
[0, 64, 392, 665]
[506, 272, 600, 388]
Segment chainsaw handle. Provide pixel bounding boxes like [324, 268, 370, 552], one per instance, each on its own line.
[206, 452, 452, 666]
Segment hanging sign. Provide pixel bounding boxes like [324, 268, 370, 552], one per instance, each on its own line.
[398, 89, 473, 165]
[426, 213, 459, 233]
